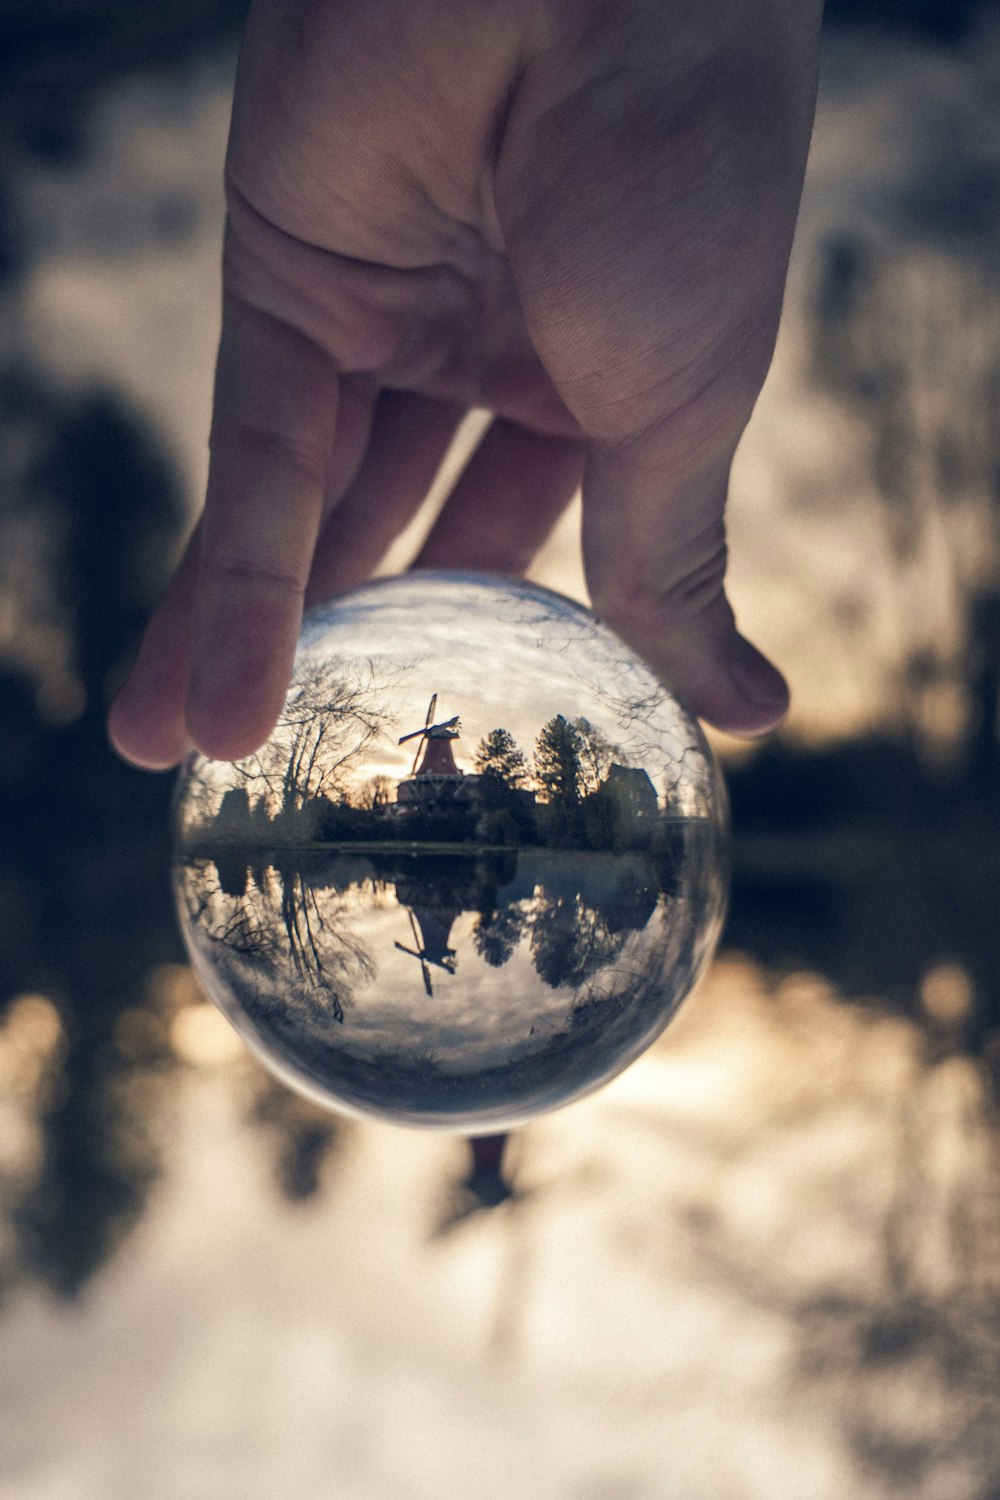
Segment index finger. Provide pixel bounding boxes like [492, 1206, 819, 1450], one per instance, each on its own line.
[185, 294, 339, 761]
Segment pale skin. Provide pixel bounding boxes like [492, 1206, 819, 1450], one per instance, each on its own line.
[108, 0, 825, 769]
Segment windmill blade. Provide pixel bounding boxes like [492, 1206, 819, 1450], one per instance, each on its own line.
[395, 941, 435, 992]
[398, 696, 439, 743]
[411, 736, 424, 775]
[407, 909, 422, 950]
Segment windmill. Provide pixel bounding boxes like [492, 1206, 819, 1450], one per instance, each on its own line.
[398, 694, 462, 777]
[394, 907, 458, 997]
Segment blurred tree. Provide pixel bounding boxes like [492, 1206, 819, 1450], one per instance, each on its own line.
[0, 379, 185, 1298]
[0, 0, 249, 164]
[248, 1076, 341, 1204]
[810, 231, 1000, 770]
[354, 773, 394, 812]
[822, 0, 995, 42]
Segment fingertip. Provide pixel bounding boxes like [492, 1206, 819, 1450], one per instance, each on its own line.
[667, 638, 789, 738]
[184, 687, 280, 764]
[184, 635, 291, 766]
[182, 714, 274, 766]
[595, 596, 788, 738]
[722, 634, 790, 736]
[105, 527, 201, 770]
[107, 684, 194, 770]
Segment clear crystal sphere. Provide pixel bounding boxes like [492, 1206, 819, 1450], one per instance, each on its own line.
[173, 572, 729, 1132]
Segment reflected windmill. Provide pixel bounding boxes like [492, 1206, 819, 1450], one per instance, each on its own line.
[394, 906, 458, 997]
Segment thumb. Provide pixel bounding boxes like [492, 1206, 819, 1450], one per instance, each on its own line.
[583, 442, 788, 734]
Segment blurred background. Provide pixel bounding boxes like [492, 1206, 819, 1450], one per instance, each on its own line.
[1, 1, 1000, 1495]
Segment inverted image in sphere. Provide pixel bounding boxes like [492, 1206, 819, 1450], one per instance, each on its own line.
[173, 572, 729, 1131]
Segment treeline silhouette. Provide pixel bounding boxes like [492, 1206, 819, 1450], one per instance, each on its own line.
[728, 730, 1000, 837]
[724, 731, 1000, 1062]
[822, 0, 996, 40]
[191, 714, 669, 854]
[0, 371, 343, 1302]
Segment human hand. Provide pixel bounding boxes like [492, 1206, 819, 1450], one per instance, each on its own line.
[109, 0, 823, 768]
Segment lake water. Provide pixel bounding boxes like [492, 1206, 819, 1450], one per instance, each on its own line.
[176, 833, 726, 1131]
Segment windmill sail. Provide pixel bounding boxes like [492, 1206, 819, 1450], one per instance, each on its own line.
[397, 695, 462, 777]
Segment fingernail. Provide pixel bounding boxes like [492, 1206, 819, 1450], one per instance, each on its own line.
[728, 636, 789, 709]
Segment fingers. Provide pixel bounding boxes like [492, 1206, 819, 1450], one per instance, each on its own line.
[108, 527, 199, 769]
[306, 391, 462, 602]
[414, 418, 584, 574]
[182, 297, 339, 761]
[321, 377, 378, 517]
[493, 2, 821, 734]
[111, 289, 341, 769]
[583, 443, 788, 735]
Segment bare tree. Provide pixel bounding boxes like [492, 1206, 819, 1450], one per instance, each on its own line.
[353, 774, 394, 812]
[572, 716, 619, 795]
[180, 858, 376, 1029]
[228, 657, 400, 824]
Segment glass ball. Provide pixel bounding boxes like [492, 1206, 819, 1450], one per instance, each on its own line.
[173, 572, 729, 1132]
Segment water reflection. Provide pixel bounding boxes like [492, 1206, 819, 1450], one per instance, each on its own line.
[177, 831, 724, 1131]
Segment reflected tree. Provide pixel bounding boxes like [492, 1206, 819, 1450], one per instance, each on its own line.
[533, 715, 635, 848]
[182, 859, 376, 1032]
[530, 892, 627, 990]
[475, 727, 536, 843]
[248, 1075, 342, 1204]
[433, 1133, 520, 1237]
[474, 901, 529, 969]
[573, 717, 618, 796]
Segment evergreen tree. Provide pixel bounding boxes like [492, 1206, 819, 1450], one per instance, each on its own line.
[475, 728, 536, 841]
[474, 728, 528, 789]
[533, 714, 585, 844]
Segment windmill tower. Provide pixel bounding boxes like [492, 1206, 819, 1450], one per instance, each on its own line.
[396, 694, 481, 812]
[398, 694, 462, 777]
[394, 907, 458, 997]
